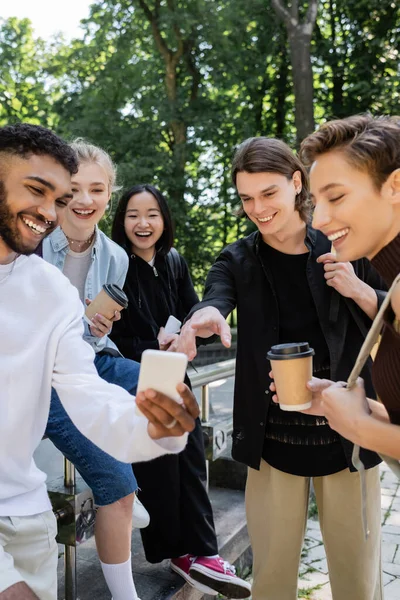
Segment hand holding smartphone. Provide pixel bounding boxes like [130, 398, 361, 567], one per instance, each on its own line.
[135, 349, 188, 416]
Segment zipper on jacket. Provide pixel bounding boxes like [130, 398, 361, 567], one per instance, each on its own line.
[153, 266, 159, 277]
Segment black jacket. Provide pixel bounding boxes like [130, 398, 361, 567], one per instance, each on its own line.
[111, 251, 199, 362]
[187, 227, 387, 471]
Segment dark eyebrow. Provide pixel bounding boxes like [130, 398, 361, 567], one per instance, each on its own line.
[125, 208, 160, 213]
[26, 176, 72, 202]
[71, 181, 106, 186]
[260, 185, 278, 193]
[25, 176, 56, 192]
[319, 183, 343, 194]
[238, 184, 277, 199]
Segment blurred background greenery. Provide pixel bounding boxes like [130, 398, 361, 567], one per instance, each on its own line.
[1, 0, 399, 287]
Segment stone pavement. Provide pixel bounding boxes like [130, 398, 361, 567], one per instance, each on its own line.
[292, 462, 400, 600]
[205, 377, 400, 599]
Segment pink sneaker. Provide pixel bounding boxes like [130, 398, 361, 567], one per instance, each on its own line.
[170, 555, 218, 596]
[189, 556, 252, 598]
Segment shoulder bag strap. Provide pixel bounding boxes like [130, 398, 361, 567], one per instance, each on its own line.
[167, 248, 183, 281]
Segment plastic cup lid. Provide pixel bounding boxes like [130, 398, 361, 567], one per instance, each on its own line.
[102, 284, 129, 309]
[267, 342, 315, 361]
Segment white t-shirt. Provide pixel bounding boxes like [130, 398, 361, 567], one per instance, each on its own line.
[0, 255, 187, 517]
[62, 244, 93, 303]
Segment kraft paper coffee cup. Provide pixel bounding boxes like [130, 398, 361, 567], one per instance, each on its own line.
[267, 342, 315, 411]
[84, 284, 128, 324]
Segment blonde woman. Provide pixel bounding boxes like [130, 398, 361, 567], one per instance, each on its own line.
[43, 140, 146, 600]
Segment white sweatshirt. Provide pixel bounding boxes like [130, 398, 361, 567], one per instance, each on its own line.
[0, 255, 187, 517]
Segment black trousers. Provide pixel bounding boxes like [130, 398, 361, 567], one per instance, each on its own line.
[132, 418, 219, 563]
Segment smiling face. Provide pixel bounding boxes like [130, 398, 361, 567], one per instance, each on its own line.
[123, 191, 164, 260]
[310, 150, 400, 261]
[61, 162, 110, 234]
[236, 170, 303, 241]
[0, 153, 72, 260]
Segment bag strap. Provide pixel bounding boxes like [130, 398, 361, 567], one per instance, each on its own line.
[167, 248, 183, 281]
[349, 273, 400, 540]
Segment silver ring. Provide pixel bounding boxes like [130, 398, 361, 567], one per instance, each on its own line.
[165, 418, 177, 429]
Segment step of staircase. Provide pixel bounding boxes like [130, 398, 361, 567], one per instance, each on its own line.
[57, 487, 252, 600]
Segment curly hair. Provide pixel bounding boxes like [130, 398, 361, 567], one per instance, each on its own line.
[232, 137, 312, 223]
[0, 123, 78, 175]
[299, 114, 400, 190]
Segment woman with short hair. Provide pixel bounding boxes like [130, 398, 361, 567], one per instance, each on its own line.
[43, 140, 147, 600]
[300, 114, 400, 460]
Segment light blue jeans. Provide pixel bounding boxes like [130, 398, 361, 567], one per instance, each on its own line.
[45, 352, 140, 505]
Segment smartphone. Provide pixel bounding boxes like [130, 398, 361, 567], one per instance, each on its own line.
[164, 315, 182, 334]
[135, 349, 188, 416]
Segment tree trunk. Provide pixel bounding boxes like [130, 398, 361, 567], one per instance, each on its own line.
[271, 0, 318, 145]
[136, 0, 200, 211]
[275, 28, 289, 138]
[287, 27, 315, 144]
[329, 0, 344, 118]
[169, 118, 187, 212]
[163, 55, 187, 210]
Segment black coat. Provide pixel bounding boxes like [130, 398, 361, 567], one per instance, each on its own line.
[187, 227, 387, 471]
[111, 251, 199, 362]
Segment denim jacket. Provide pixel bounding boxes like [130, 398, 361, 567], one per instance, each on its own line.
[43, 226, 128, 355]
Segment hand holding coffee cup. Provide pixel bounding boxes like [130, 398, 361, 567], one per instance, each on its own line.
[267, 342, 315, 411]
[270, 372, 334, 416]
[85, 299, 120, 338]
[85, 284, 128, 337]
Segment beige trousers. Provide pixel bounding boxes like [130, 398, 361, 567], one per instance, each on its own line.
[245, 460, 382, 600]
[0, 511, 58, 599]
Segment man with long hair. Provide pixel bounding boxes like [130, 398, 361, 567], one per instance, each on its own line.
[179, 136, 385, 599]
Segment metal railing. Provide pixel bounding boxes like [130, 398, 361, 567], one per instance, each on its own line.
[190, 358, 235, 422]
[60, 461, 77, 600]
[49, 358, 236, 600]
[189, 358, 236, 490]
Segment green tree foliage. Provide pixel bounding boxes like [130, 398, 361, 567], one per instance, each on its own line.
[0, 2, 399, 288]
[48, 0, 269, 283]
[271, 0, 318, 145]
[314, 0, 400, 119]
[0, 18, 54, 126]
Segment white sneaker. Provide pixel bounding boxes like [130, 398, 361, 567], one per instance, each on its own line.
[132, 496, 150, 529]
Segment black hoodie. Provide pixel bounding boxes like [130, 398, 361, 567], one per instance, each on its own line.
[110, 251, 199, 362]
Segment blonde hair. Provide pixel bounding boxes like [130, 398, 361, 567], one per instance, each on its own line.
[70, 138, 120, 193]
